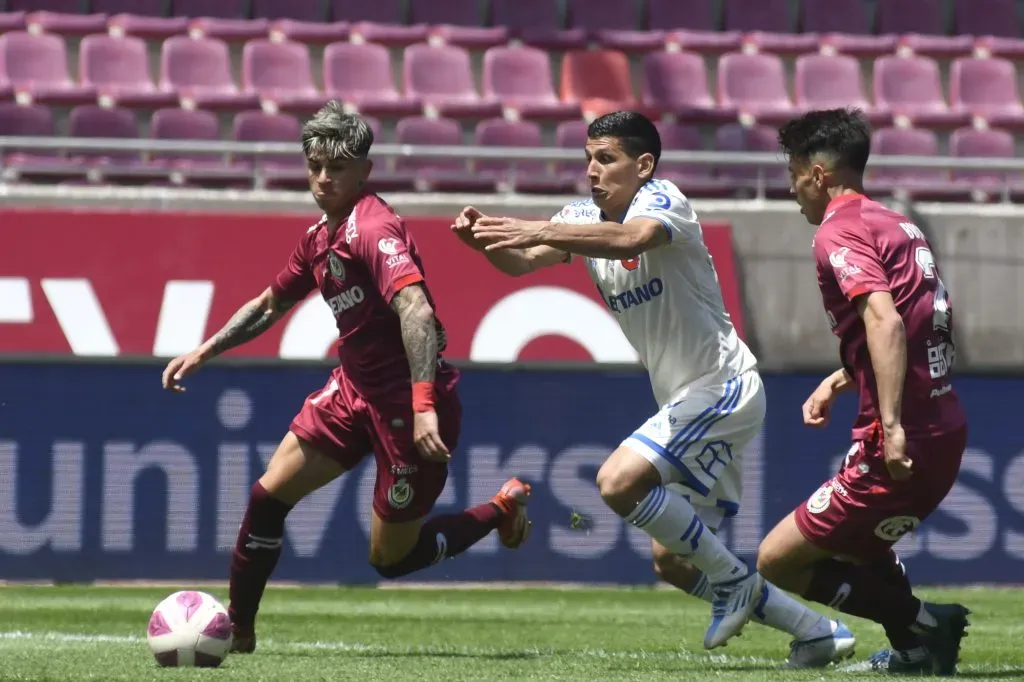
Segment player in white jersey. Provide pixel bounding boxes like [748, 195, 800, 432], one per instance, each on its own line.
[451, 111, 855, 665]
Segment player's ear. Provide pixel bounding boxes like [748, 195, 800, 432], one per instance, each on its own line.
[637, 152, 656, 181]
[811, 163, 827, 190]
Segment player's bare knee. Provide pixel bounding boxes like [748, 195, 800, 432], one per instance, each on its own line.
[755, 541, 789, 583]
[596, 448, 661, 517]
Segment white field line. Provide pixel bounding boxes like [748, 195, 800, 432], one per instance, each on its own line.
[0, 630, 779, 666]
[1, 630, 1018, 676]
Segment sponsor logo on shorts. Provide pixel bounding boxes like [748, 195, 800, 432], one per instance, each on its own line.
[387, 477, 414, 510]
[807, 484, 833, 514]
[874, 516, 921, 542]
[390, 464, 418, 476]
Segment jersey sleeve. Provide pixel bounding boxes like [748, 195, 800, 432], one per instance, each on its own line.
[271, 235, 317, 302]
[624, 184, 701, 245]
[349, 212, 424, 303]
[816, 221, 890, 301]
[547, 206, 576, 264]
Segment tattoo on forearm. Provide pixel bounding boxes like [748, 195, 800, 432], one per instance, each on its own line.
[391, 287, 437, 383]
[207, 297, 288, 356]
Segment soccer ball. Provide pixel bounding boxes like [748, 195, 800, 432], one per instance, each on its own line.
[146, 590, 233, 667]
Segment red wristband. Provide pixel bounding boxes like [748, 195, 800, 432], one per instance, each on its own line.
[412, 381, 436, 413]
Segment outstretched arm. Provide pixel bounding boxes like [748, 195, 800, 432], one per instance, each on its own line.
[472, 216, 669, 260]
[452, 205, 570, 276]
[162, 287, 298, 392]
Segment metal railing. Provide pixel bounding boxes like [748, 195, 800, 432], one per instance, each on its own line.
[1, 136, 1019, 200]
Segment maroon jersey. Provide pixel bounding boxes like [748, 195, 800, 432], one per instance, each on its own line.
[813, 193, 966, 440]
[271, 192, 452, 397]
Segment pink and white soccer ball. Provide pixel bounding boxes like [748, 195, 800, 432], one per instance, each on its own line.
[147, 590, 233, 667]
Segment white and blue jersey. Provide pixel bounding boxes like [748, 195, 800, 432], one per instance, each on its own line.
[552, 178, 765, 527]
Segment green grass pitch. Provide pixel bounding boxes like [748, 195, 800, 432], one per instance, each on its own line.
[1, 585, 1022, 681]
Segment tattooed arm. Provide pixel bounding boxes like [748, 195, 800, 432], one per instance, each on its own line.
[390, 283, 437, 384]
[200, 287, 298, 359]
[162, 287, 298, 392]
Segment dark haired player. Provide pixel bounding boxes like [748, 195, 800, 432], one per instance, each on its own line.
[451, 111, 853, 665]
[756, 107, 970, 676]
[161, 100, 531, 653]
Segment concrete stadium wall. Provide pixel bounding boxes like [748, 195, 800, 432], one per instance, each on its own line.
[1, 188, 1020, 370]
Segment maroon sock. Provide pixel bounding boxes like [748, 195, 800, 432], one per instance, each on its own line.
[804, 558, 922, 632]
[870, 551, 923, 651]
[374, 502, 503, 578]
[228, 482, 293, 631]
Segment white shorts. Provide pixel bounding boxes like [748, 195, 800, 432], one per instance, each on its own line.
[622, 368, 766, 530]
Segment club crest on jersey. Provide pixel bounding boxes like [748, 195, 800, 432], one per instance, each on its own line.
[327, 252, 346, 281]
[387, 477, 414, 509]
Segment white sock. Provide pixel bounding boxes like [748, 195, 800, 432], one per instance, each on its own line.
[688, 572, 832, 640]
[625, 486, 746, 585]
[755, 583, 835, 640]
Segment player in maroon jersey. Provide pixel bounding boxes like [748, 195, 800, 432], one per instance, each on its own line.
[160, 101, 531, 653]
[754, 109, 970, 676]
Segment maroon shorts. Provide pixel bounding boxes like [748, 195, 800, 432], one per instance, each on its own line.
[794, 425, 967, 560]
[289, 367, 461, 523]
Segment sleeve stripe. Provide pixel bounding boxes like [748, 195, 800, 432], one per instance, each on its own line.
[393, 273, 424, 292]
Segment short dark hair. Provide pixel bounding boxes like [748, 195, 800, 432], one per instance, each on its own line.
[587, 111, 661, 167]
[777, 108, 871, 174]
[301, 100, 374, 161]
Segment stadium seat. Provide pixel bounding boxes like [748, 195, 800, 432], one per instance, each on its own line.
[20, 2, 107, 37]
[876, 0, 973, 57]
[482, 46, 579, 121]
[560, 49, 637, 119]
[257, 0, 349, 43]
[79, 34, 177, 109]
[67, 104, 141, 167]
[241, 39, 326, 114]
[872, 55, 968, 128]
[717, 52, 795, 125]
[640, 50, 724, 123]
[403, 43, 502, 119]
[322, 42, 421, 117]
[654, 0, 743, 53]
[149, 107, 247, 186]
[0, 12, 27, 32]
[949, 57, 1024, 129]
[108, 12, 189, 39]
[714, 123, 788, 197]
[656, 121, 730, 197]
[232, 110, 305, 188]
[966, 0, 1024, 57]
[565, 0, 664, 52]
[394, 116, 494, 192]
[801, 0, 896, 56]
[866, 126, 950, 198]
[341, 0, 429, 47]
[949, 127, 1019, 200]
[92, 0, 165, 15]
[474, 118, 567, 193]
[492, 0, 586, 50]
[171, 0, 246, 18]
[553, 118, 589, 192]
[411, 0, 508, 49]
[160, 36, 259, 110]
[0, 32, 96, 106]
[724, 0, 818, 55]
[793, 53, 887, 125]
[0, 103, 63, 176]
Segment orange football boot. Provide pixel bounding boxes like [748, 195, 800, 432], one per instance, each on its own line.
[491, 478, 532, 548]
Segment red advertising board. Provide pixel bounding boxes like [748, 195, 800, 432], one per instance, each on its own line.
[0, 208, 745, 361]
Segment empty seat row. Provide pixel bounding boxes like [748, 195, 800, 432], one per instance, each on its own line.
[2, 32, 1022, 130]
[5, 0, 1024, 43]
[0, 102, 1018, 201]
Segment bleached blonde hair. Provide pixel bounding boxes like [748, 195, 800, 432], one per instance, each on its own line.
[301, 100, 374, 161]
